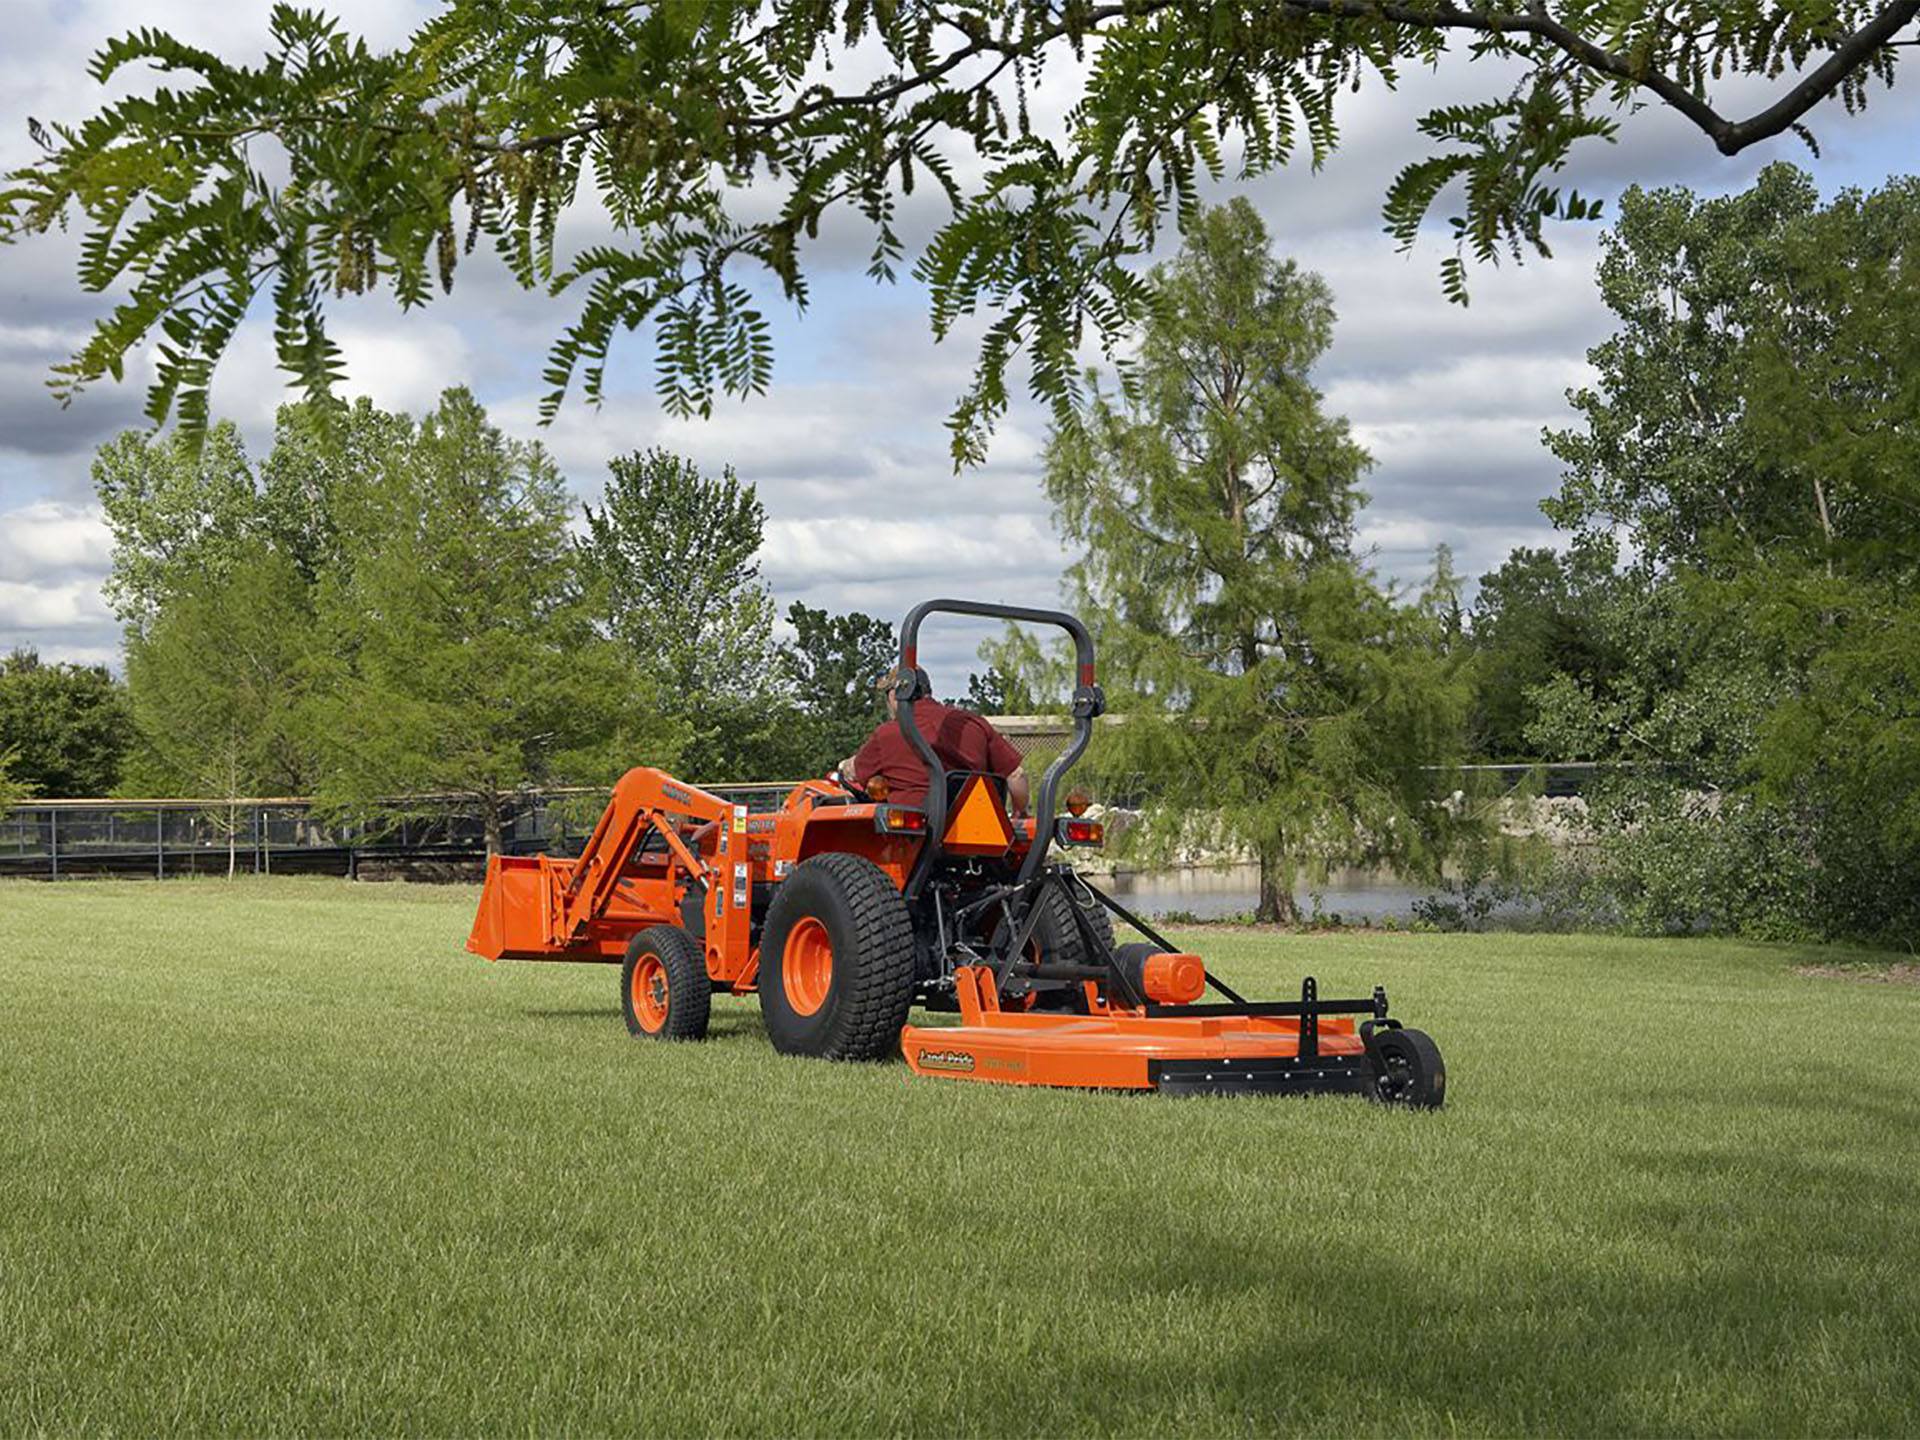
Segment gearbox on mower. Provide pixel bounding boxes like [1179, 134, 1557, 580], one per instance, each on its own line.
[467, 599, 1445, 1107]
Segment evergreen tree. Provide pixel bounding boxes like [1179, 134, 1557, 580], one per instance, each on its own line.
[577, 448, 778, 780]
[122, 543, 318, 873]
[308, 391, 677, 852]
[1045, 200, 1470, 922]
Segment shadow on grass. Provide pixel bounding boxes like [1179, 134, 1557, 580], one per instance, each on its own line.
[1029, 1191, 1909, 1436]
[1623, 1071, 1919, 1129]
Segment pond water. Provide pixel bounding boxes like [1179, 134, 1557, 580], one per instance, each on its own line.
[1086, 864, 1434, 923]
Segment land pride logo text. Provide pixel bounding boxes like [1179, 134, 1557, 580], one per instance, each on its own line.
[916, 1048, 975, 1073]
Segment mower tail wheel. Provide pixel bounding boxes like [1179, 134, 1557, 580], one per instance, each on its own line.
[1367, 1027, 1446, 1109]
[758, 853, 916, 1061]
[621, 925, 712, 1041]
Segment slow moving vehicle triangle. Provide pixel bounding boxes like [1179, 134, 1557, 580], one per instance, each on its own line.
[943, 773, 1013, 854]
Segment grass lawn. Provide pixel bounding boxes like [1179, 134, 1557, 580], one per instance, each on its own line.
[3, 877, 1917, 1436]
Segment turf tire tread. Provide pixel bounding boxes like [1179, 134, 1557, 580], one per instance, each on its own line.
[622, 924, 712, 1041]
[766, 852, 916, 1062]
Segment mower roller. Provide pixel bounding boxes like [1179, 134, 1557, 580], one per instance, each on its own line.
[467, 598, 1445, 1107]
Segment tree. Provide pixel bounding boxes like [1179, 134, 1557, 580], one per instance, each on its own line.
[1526, 165, 1920, 942]
[0, 648, 132, 797]
[1421, 544, 1467, 655]
[6, 6, 1914, 462]
[776, 603, 896, 770]
[122, 544, 318, 873]
[578, 448, 778, 780]
[1546, 165, 1919, 575]
[92, 421, 257, 634]
[1467, 542, 1624, 758]
[308, 390, 677, 852]
[1045, 199, 1470, 922]
[122, 544, 316, 799]
[961, 666, 1039, 716]
[255, 397, 417, 587]
[91, 400, 411, 635]
[0, 747, 30, 821]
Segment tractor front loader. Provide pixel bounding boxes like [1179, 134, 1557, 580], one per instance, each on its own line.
[468, 599, 1445, 1107]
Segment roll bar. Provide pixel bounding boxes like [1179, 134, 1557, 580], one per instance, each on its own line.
[893, 598, 1105, 894]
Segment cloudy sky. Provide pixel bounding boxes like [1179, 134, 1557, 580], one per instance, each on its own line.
[3, 3, 1916, 682]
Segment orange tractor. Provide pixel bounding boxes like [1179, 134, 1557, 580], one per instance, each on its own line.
[468, 600, 1445, 1106]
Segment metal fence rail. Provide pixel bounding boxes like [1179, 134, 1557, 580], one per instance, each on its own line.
[0, 709, 1604, 882]
[0, 784, 795, 881]
[0, 717, 1087, 883]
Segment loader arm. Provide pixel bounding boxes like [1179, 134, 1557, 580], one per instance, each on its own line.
[466, 766, 737, 963]
[553, 768, 730, 944]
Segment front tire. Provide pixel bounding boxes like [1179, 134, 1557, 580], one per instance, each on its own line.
[758, 853, 916, 1061]
[621, 925, 711, 1041]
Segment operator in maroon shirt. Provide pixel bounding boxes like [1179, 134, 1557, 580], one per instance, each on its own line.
[841, 667, 1031, 815]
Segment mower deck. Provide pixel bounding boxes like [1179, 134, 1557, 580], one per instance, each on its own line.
[900, 965, 1387, 1097]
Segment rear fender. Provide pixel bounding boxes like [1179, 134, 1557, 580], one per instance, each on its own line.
[787, 809, 918, 891]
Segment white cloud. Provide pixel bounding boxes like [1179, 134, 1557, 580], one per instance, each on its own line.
[0, 501, 112, 581]
[0, 504, 119, 663]
[0, 575, 112, 630]
[197, 316, 476, 441]
[762, 514, 1064, 588]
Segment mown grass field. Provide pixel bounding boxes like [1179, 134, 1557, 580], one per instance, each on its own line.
[3, 877, 1917, 1436]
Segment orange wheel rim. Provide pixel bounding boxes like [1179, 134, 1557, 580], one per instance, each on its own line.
[631, 954, 669, 1031]
[782, 916, 834, 1017]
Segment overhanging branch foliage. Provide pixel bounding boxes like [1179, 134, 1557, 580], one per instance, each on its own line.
[3, 1, 1914, 462]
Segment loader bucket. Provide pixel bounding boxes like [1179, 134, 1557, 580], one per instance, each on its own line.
[467, 854, 553, 960]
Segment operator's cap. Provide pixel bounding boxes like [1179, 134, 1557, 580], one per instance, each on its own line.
[875, 663, 931, 697]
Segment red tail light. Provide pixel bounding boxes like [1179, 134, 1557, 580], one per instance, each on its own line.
[1055, 817, 1104, 847]
[877, 806, 926, 834]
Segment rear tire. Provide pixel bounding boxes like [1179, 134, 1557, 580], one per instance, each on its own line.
[1032, 881, 1115, 963]
[621, 925, 712, 1041]
[1019, 880, 1118, 1012]
[1368, 1027, 1446, 1109]
[759, 853, 915, 1061]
